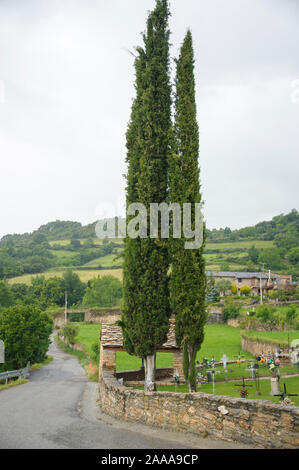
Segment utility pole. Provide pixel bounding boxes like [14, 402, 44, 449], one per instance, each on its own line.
[64, 291, 68, 323]
[259, 263, 265, 305]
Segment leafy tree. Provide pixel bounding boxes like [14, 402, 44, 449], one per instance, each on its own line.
[69, 239, 81, 251]
[0, 281, 14, 309]
[215, 279, 232, 296]
[83, 275, 122, 307]
[258, 248, 285, 271]
[121, 0, 172, 391]
[0, 305, 53, 371]
[39, 277, 64, 308]
[61, 269, 85, 306]
[285, 305, 296, 324]
[248, 245, 259, 264]
[169, 30, 206, 392]
[289, 247, 299, 266]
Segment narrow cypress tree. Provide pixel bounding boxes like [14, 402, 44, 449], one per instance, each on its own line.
[169, 30, 207, 392]
[122, 0, 172, 391]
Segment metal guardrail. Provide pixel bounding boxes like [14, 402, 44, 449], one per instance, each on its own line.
[0, 362, 30, 385]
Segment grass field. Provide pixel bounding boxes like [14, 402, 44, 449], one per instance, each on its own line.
[83, 252, 123, 268]
[8, 268, 123, 285]
[205, 240, 274, 251]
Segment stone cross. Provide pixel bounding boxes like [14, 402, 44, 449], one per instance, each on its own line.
[0, 340, 4, 364]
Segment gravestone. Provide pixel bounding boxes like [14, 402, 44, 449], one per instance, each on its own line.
[0, 340, 4, 364]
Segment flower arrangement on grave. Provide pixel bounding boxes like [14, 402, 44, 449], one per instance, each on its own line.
[282, 397, 294, 406]
[267, 356, 280, 378]
[240, 388, 249, 399]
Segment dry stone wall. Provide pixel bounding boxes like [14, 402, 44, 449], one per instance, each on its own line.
[99, 369, 299, 449]
[241, 335, 289, 356]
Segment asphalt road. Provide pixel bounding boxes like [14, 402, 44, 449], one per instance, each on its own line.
[0, 338, 251, 449]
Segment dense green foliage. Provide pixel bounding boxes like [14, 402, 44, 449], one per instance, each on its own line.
[0, 270, 87, 311]
[240, 304, 299, 330]
[169, 31, 206, 391]
[0, 305, 53, 371]
[122, 0, 171, 363]
[82, 275, 122, 307]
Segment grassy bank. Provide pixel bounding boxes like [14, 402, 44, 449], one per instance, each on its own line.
[0, 379, 28, 393]
[242, 330, 299, 346]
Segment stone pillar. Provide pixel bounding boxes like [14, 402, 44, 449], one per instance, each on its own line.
[173, 351, 184, 379]
[99, 345, 116, 377]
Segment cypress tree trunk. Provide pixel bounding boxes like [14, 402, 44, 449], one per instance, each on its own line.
[122, 0, 172, 392]
[169, 30, 207, 392]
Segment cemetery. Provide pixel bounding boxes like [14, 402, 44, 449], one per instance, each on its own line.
[97, 318, 299, 448]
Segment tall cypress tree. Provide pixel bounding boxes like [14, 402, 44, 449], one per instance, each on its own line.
[169, 30, 207, 392]
[122, 0, 172, 391]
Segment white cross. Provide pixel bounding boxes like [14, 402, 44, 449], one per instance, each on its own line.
[221, 354, 229, 371]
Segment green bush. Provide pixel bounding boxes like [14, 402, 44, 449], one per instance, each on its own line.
[60, 323, 79, 346]
[0, 305, 53, 371]
[222, 299, 241, 323]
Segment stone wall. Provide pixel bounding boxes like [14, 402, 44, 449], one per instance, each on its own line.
[206, 305, 224, 325]
[99, 369, 299, 449]
[53, 308, 121, 328]
[116, 368, 174, 382]
[241, 335, 289, 357]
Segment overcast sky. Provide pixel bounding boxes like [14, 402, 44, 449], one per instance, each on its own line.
[0, 0, 298, 238]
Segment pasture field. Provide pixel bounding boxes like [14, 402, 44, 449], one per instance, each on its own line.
[206, 240, 274, 251]
[83, 250, 123, 268]
[8, 268, 123, 285]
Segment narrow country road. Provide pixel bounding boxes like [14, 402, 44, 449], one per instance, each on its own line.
[0, 338, 251, 449]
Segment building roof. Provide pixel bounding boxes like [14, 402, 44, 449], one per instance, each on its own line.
[101, 318, 179, 351]
[206, 270, 271, 280]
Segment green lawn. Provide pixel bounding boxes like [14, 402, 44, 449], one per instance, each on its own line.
[148, 376, 299, 407]
[75, 323, 102, 356]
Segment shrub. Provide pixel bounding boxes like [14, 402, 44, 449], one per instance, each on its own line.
[231, 283, 238, 295]
[240, 286, 251, 296]
[0, 305, 53, 371]
[60, 323, 79, 346]
[222, 299, 241, 323]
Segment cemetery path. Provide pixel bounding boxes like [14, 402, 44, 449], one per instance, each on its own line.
[0, 337, 252, 449]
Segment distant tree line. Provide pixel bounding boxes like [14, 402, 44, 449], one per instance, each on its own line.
[0, 270, 122, 311]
